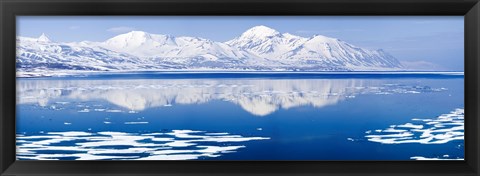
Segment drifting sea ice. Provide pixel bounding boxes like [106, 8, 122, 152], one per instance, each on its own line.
[365, 108, 464, 145]
[361, 108, 464, 160]
[16, 130, 270, 160]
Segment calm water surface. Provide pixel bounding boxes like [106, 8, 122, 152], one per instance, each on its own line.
[16, 73, 464, 160]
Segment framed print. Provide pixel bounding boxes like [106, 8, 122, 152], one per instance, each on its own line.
[1, 0, 480, 175]
[14, 16, 466, 161]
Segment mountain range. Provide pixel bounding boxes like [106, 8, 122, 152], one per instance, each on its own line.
[16, 25, 404, 74]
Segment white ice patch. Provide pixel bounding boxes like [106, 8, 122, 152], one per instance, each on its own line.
[364, 108, 464, 145]
[78, 109, 90, 113]
[410, 156, 463, 160]
[17, 130, 269, 160]
[205, 132, 229, 135]
[396, 123, 423, 129]
[48, 131, 92, 136]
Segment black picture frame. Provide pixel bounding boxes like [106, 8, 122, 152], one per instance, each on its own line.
[1, 0, 479, 175]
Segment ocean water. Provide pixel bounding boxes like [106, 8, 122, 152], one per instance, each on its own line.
[16, 73, 464, 160]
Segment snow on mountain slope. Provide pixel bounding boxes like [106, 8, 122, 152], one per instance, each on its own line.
[226, 26, 402, 71]
[226, 26, 307, 59]
[16, 35, 149, 73]
[16, 26, 404, 74]
[97, 31, 267, 69]
[37, 33, 52, 43]
[101, 31, 251, 59]
[277, 35, 401, 70]
[102, 31, 179, 57]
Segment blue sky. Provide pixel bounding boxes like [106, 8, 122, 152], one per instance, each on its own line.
[17, 16, 464, 71]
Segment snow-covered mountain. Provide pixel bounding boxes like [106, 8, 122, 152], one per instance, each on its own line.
[226, 26, 401, 71]
[98, 31, 263, 69]
[226, 26, 308, 59]
[16, 26, 404, 75]
[101, 31, 248, 59]
[17, 35, 146, 72]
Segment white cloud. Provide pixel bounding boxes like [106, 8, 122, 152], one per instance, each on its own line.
[107, 26, 136, 33]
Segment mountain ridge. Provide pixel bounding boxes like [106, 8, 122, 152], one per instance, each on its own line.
[16, 25, 404, 75]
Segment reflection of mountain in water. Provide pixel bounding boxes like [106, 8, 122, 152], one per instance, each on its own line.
[17, 78, 445, 116]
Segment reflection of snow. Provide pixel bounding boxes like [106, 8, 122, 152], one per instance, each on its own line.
[78, 109, 90, 113]
[16, 130, 269, 160]
[17, 79, 446, 116]
[124, 122, 149, 124]
[365, 108, 464, 145]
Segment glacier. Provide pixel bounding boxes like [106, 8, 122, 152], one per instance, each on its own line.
[17, 25, 405, 76]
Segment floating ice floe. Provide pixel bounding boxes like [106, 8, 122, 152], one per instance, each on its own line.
[410, 156, 463, 160]
[364, 108, 464, 145]
[48, 131, 92, 136]
[78, 109, 90, 113]
[16, 130, 270, 160]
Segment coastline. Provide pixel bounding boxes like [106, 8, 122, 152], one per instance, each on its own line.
[16, 70, 465, 78]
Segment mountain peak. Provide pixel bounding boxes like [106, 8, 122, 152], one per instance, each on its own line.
[305, 34, 340, 44]
[104, 31, 155, 48]
[37, 33, 51, 42]
[127, 30, 150, 34]
[282, 32, 298, 37]
[240, 25, 280, 38]
[310, 34, 332, 40]
[124, 31, 153, 39]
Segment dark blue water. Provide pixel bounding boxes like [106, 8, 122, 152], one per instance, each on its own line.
[16, 73, 464, 160]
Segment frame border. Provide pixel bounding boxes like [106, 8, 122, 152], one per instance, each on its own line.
[1, 0, 479, 175]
